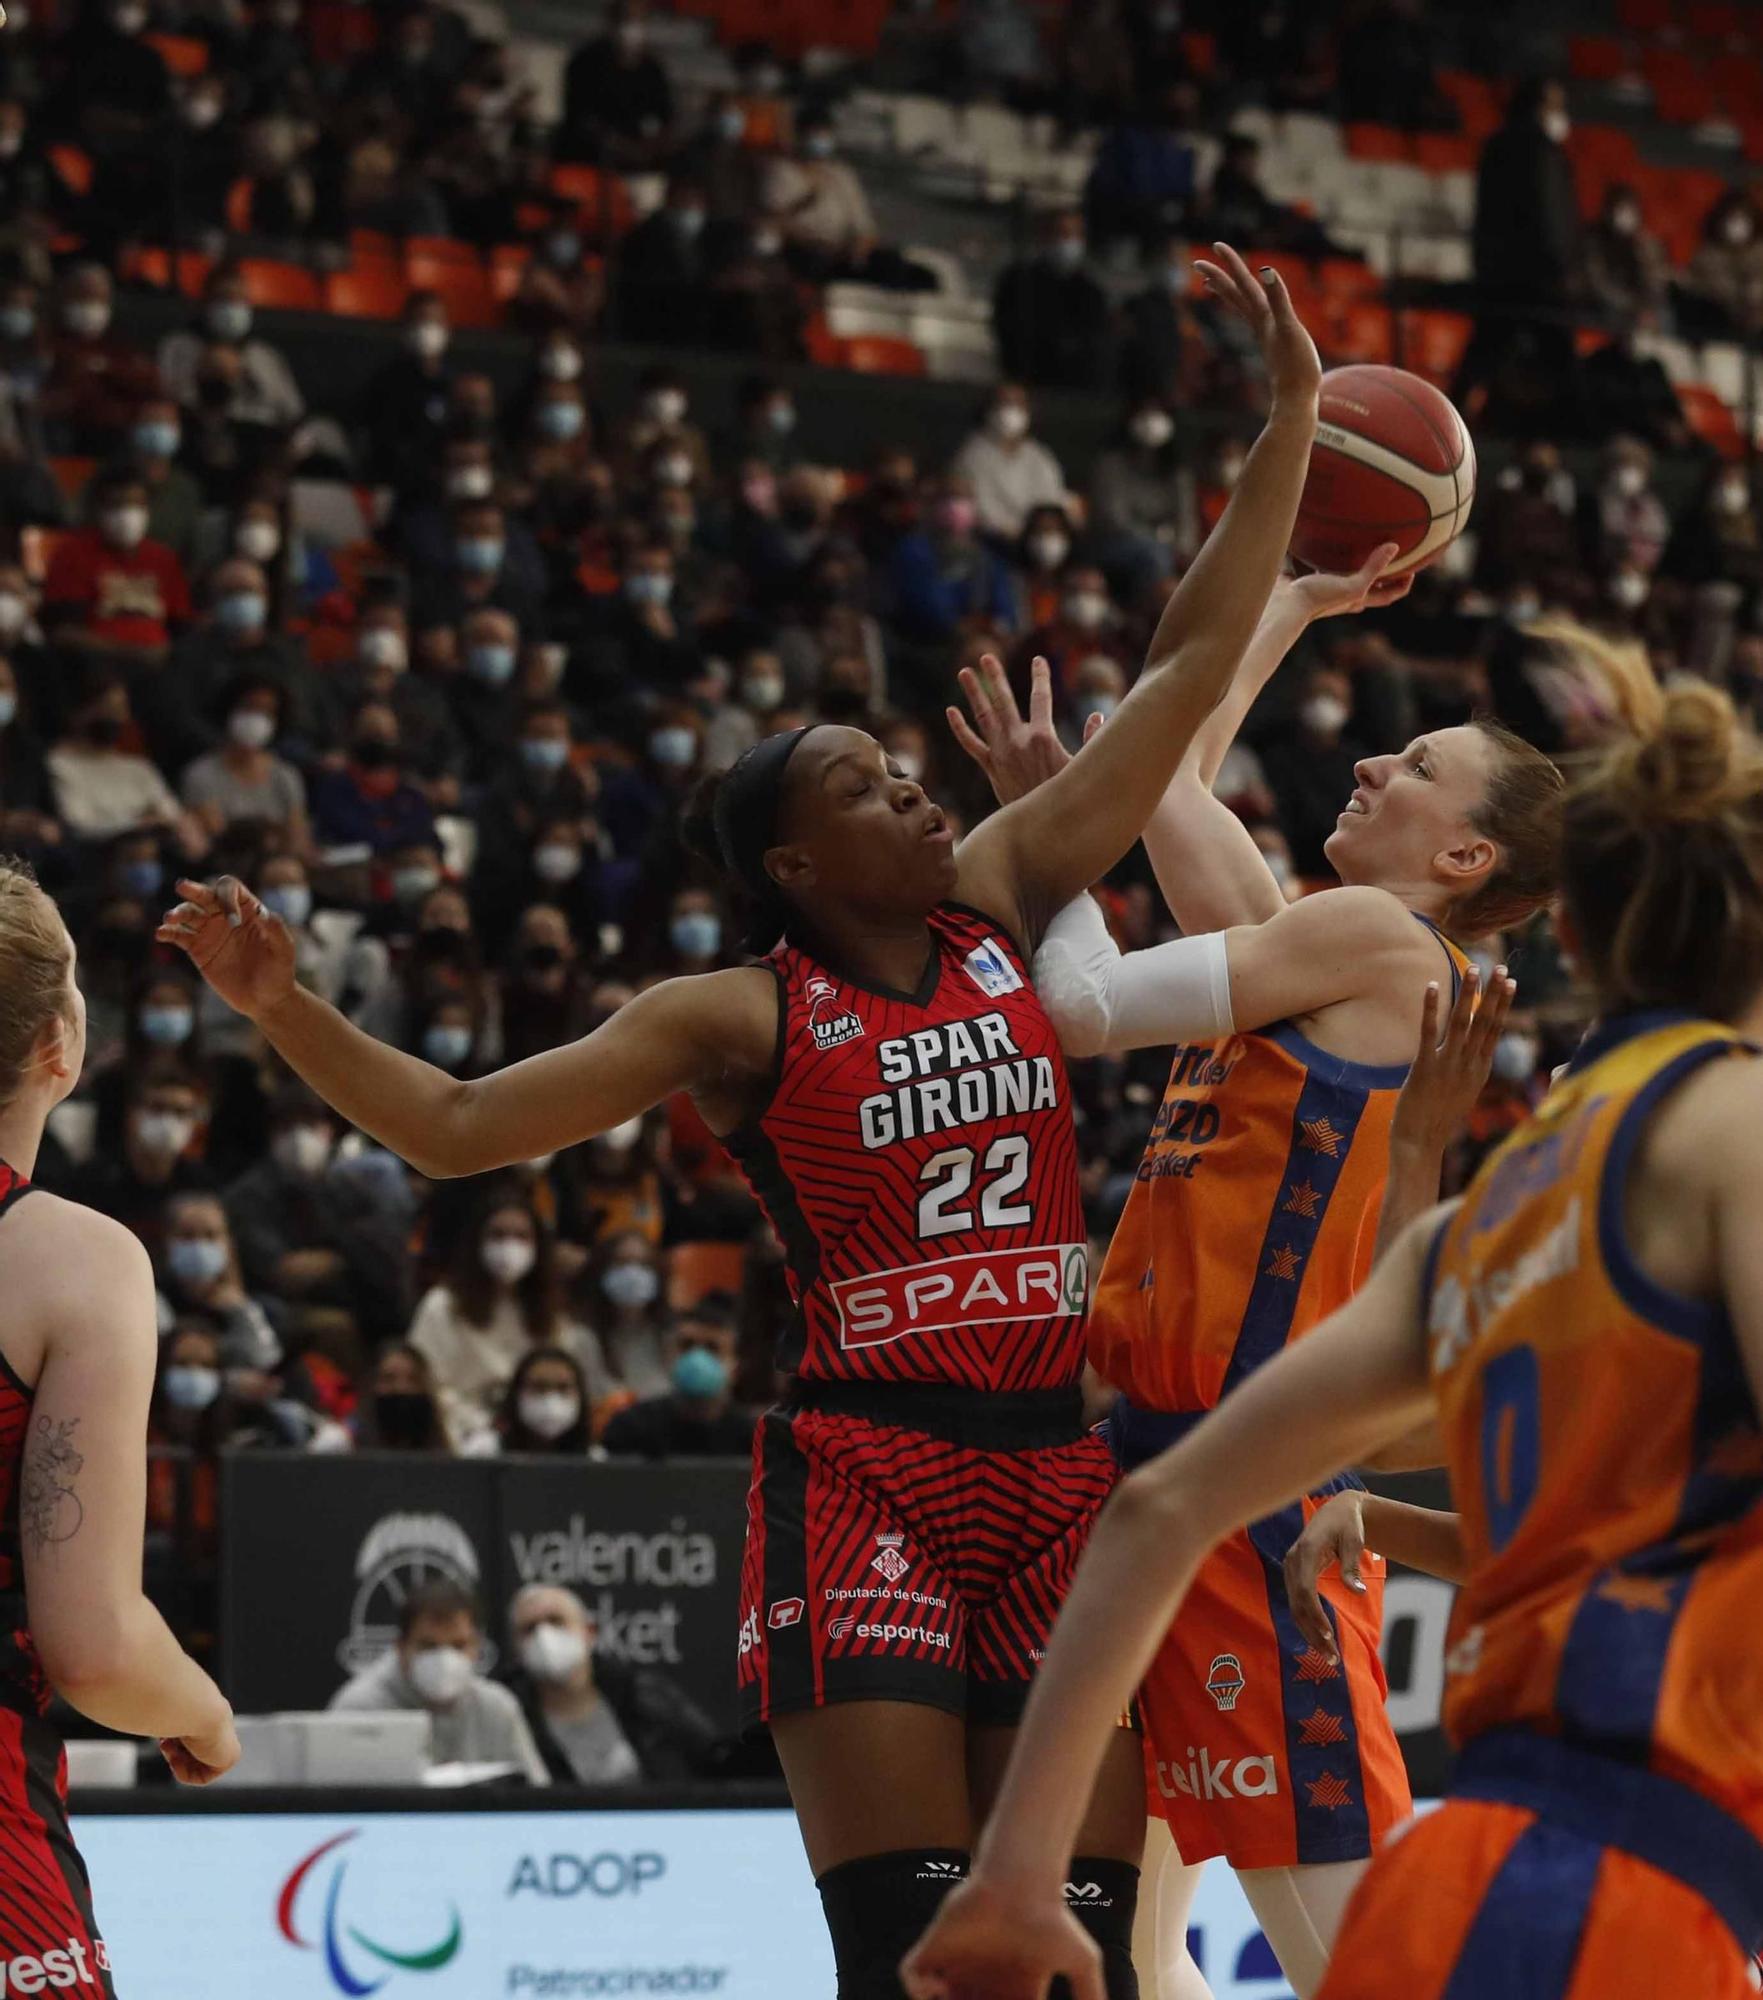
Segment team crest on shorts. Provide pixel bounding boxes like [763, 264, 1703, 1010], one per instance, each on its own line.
[871, 1531, 911, 1583]
[963, 937, 1023, 998]
[1206, 1652, 1246, 1711]
[804, 974, 864, 1051]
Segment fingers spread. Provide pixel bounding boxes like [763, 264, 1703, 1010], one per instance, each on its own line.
[1028, 655, 1053, 730]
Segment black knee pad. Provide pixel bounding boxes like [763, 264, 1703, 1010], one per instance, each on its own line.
[815, 1848, 970, 2000]
[1054, 1857, 1140, 2000]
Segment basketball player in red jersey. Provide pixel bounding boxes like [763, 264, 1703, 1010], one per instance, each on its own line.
[0, 862, 238, 1999]
[906, 668, 1763, 2000]
[161, 246, 1321, 2000]
[950, 589, 1564, 1997]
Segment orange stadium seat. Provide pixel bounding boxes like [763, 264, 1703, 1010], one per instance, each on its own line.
[842, 334, 927, 376]
[1326, 299, 1393, 366]
[548, 164, 635, 237]
[172, 250, 215, 297]
[1679, 384, 1744, 459]
[1413, 131, 1479, 174]
[1401, 309, 1473, 386]
[323, 262, 407, 320]
[1437, 70, 1503, 141]
[402, 240, 498, 329]
[489, 243, 533, 301]
[1685, 0, 1749, 41]
[1619, 0, 1674, 29]
[237, 258, 323, 311]
[47, 143, 92, 196]
[1345, 123, 1411, 162]
[145, 31, 208, 75]
[224, 177, 254, 233]
[1568, 34, 1632, 81]
[666, 1241, 746, 1310]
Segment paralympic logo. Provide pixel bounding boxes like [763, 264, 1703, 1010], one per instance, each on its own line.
[277, 1831, 464, 1996]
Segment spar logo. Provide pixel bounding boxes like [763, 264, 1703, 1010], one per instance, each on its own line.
[277, 1831, 463, 1996]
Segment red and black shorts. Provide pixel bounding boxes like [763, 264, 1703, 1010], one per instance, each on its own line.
[737, 1381, 1116, 1730]
[0, 1712, 115, 1997]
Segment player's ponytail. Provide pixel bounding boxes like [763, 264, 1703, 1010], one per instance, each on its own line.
[0, 859, 73, 1106]
[1563, 678, 1763, 1020]
[681, 726, 822, 957]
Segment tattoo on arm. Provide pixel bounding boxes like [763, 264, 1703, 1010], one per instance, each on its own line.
[22, 1418, 83, 1556]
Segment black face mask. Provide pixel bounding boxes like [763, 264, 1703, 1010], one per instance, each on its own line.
[522, 942, 565, 973]
[818, 687, 868, 724]
[86, 715, 124, 747]
[374, 1392, 435, 1447]
[415, 926, 469, 961]
[353, 738, 396, 770]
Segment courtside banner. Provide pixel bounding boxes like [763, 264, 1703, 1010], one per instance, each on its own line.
[219, 1457, 1457, 1789]
[74, 1804, 1340, 2000]
[220, 1456, 749, 1730]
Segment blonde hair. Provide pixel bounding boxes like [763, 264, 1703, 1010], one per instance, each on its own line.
[0, 860, 72, 1105]
[1563, 677, 1763, 1021]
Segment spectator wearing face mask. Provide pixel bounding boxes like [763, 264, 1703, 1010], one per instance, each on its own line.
[361, 293, 453, 489]
[1583, 185, 1670, 329]
[758, 110, 932, 292]
[327, 600, 463, 789]
[39, 263, 158, 453]
[331, 1581, 549, 1785]
[48, 674, 201, 850]
[0, 658, 58, 859]
[617, 178, 717, 347]
[492, 1350, 595, 1457]
[1066, 655, 1129, 740]
[500, 902, 590, 1063]
[1666, 463, 1763, 605]
[341, 1343, 455, 1453]
[884, 477, 1017, 644]
[179, 673, 307, 848]
[415, 500, 546, 631]
[951, 386, 1069, 543]
[408, 1196, 610, 1444]
[309, 703, 437, 857]
[1579, 313, 1692, 457]
[581, 1230, 670, 1397]
[447, 606, 531, 772]
[619, 369, 712, 487]
[472, 700, 598, 913]
[1119, 236, 1222, 410]
[1684, 189, 1763, 340]
[1260, 662, 1367, 880]
[992, 212, 1114, 391]
[1014, 504, 1074, 630]
[723, 375, 801, 477]
[1592, 437, 1669, 581]
[600, 1297, 756, 1459]
[506, 1583, 726, 1784]
[1088, 400, 1196, 601]
[154, 558, 314, 768]
[43, 470, 191, 669]
[656, 887, 723, 977]
[155, 1192, 282, 1371]
[157, 264, 304, 429]
[573, 1109, 665, 1250]
[225, 1088, 414, 1342]
[67, 1062, 213, 1255]
[121, 394, 200, 566]
[1013, 564, 1132, 713]
[1475, 442, 1585, 613]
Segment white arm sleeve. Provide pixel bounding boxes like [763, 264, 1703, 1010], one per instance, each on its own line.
[1032, 895, 1235, 1059]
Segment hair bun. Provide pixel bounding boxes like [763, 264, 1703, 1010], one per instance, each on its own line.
[1620, 681, 1745, 828]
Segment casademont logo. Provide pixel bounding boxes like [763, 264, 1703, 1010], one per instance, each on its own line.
[277, 1832, 462, 1996]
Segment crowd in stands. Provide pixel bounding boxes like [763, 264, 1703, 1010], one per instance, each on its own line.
[0, 0, 1759, 1723]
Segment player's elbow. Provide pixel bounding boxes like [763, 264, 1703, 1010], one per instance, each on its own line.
[38, 1612, 136, 1702]
[404, 1079, 492, 1179]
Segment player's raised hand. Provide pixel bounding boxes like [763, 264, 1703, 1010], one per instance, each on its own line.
[1391, 963, 1516, 1163]
[1193, 242, 1321, 411]
[947, 654, 1071, 807]
[1282, 1490, 1367, 1660]
[901, 1875, 1103, 2000]
[1282, 542, 1413, 621]
[156, 876, 297, 1023]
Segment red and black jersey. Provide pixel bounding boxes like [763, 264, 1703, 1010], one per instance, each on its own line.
[725, 904, 1089, 1394]
[0, 1165, 48, 1719]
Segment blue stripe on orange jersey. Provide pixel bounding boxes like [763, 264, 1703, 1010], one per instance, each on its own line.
[1258, 1555, 1373, 1863]
[1437, 1820, 1601, 2000]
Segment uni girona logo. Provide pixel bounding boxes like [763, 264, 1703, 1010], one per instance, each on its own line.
[277, 1831, 463, 1996]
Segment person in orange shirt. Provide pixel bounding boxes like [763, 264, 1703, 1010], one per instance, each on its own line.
[906, 667, 1763, 2000]
[950, 600, 1569, 1995]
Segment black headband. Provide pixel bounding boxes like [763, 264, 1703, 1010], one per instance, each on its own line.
[713, 724, 823, 902]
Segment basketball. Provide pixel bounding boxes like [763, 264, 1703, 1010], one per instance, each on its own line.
[1291, 364, 1477, 579]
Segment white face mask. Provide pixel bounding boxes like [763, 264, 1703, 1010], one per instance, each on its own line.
[742, 676, 785, 712]
[1063, 591, 1108, 631]
[1719, 478, 1750, 517]
[0, 593, 27, 638]
[1613, 463, 1646, 498]
[481, 1236, 536, 1285]
[1506, 592, 1542, 625]
[407, 320, 448, 359]
[1610, 572, 1648, 610]
[647, 389, 687, 426]
[1492, 1032, 1539, 1083]
[446, 464, 494, 502]
[1724, 210, 1754, 247]
[103, 506, 149, 550]
[359, 627, 407, 672]
[1611, 205, 1640, 237]
[517, 1392, 581, 1442]
[135, 1111, 194, 1157]
[235, 519, 280, 563]
[1541, 107, 1571, 144]
[407, 1645, 475, 1707]
[1028, 532, 1069, 570]
[533, 843, 582, 883]
[1302, 693, 1350, 736]
[520, 1621, 589, 1682]
[228, 709, 276, 750]
[272, 1125, 332, 1179]
[989, 404, 1030, 442]
[62, 299, 111, 338]
[539, 345, 582, 382]
[163, 1364, 221, 1412]
[1131, 411, 1174, 449]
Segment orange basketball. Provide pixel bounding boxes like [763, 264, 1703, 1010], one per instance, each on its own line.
[1292, 364, 1477, 577]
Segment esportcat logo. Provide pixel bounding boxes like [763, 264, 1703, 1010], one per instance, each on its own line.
[278, 1831, 463, 1995]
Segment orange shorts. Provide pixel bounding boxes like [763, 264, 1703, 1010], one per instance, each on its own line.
[1138, 1502, 1412, 1870]
[1317, 1738, 1763, 2000]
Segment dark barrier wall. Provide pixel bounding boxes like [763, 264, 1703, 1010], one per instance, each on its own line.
[222, 1455, 1460, 1790]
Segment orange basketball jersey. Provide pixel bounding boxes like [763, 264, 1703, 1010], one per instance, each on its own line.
[1423, 1011, 1763, 1840]
[1091, 916, 1468, 1412]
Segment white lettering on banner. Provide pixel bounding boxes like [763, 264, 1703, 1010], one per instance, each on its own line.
[506, 1968, 728, 1994]
[833, 1245, 1087, 1349]
[508, 1855, 666, 1899]
[1154, 1749, 1280, 1802]
[509, 1518, 717, 1590]
[0, 1940, 96, 1994]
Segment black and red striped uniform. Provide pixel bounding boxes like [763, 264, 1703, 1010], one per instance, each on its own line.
[728, 907, 1116, 1726]
[0, 1166, 115, 1998]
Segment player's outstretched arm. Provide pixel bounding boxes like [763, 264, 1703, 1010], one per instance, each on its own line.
[19, 1201, 236, 1777]
[956, 246, 1320, 943]
[159, 877, 773, 1177]
[901, 1211, 1441, 2000]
